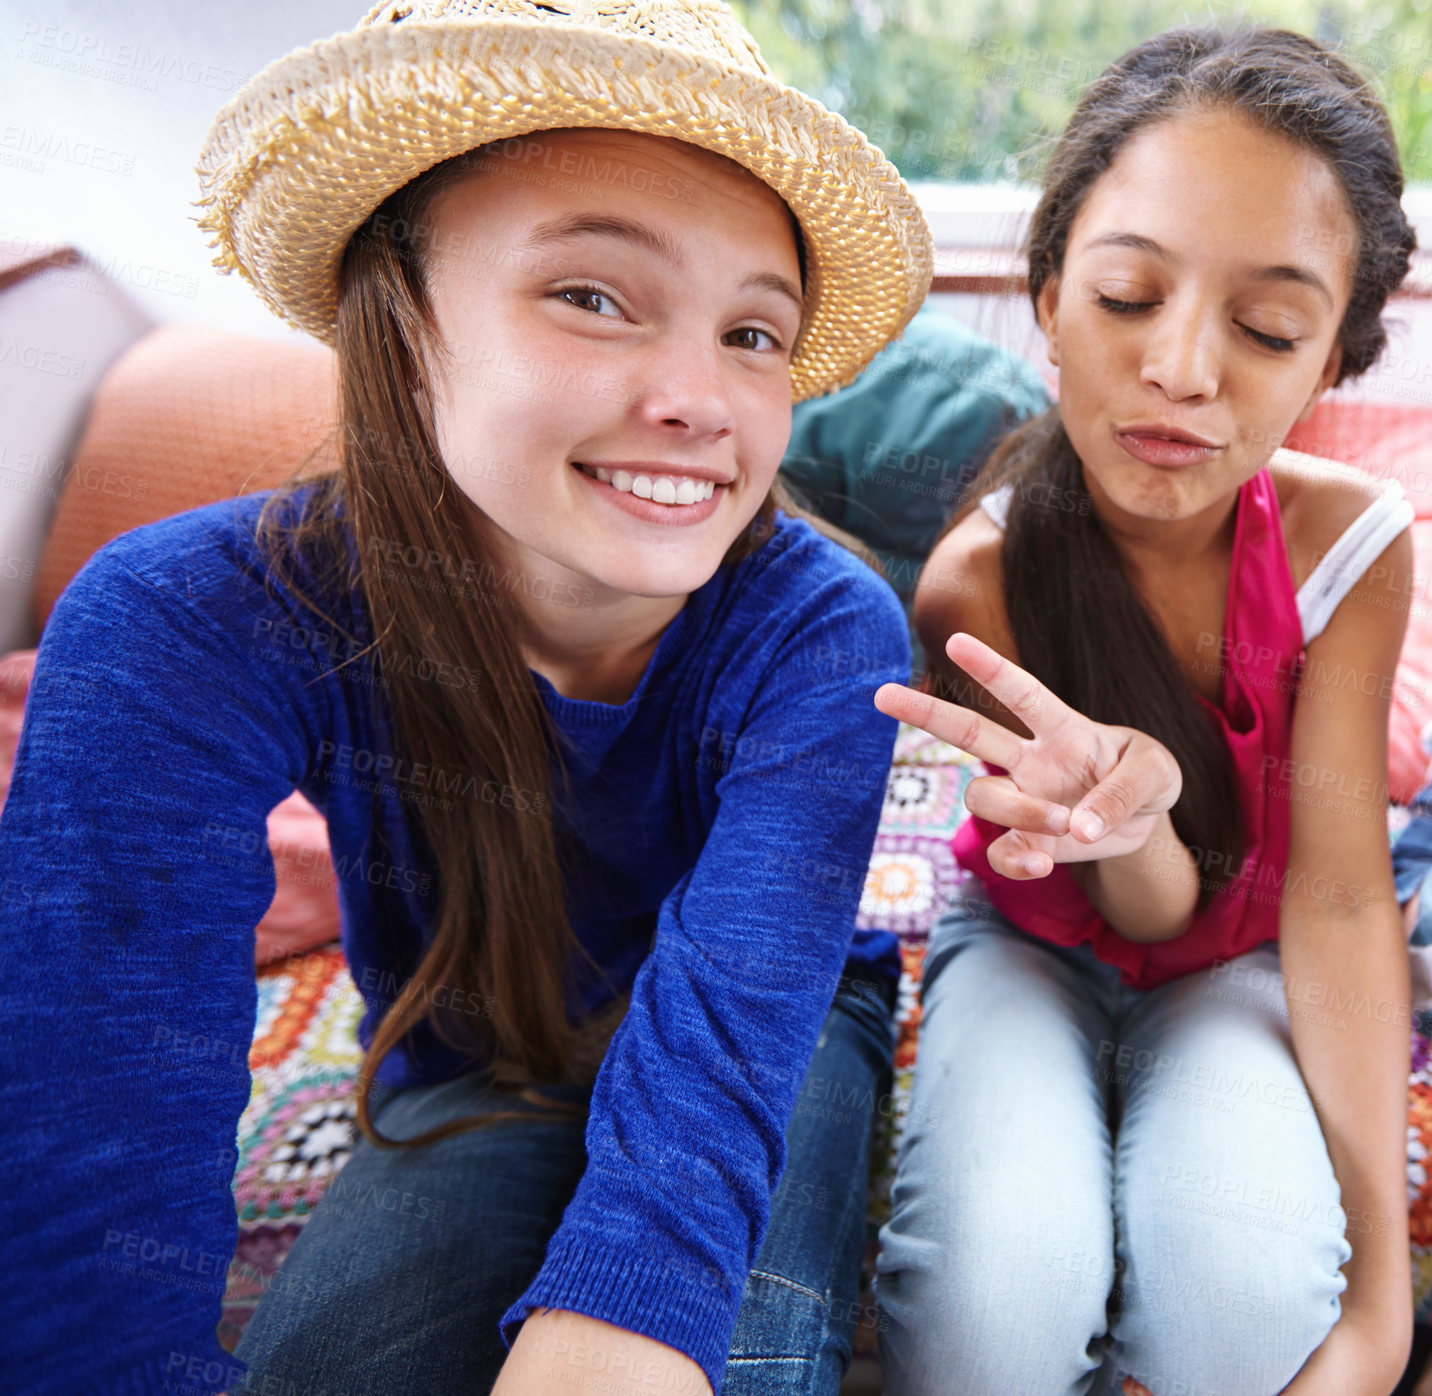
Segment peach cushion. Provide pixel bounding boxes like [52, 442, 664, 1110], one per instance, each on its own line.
[1286, 399, 1432, 519]
[31, 323, 338, 631]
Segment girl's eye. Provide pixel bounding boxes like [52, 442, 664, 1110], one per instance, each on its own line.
[557, 286, 622, 318]
[724, 326, 782, 352]
[1096, 294, 1157, 315]
[1240, 324, 1298, 354]
[1096, 292, 1299, 353]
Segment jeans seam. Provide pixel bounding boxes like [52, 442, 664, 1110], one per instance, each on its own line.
[747, 1269, 827, 1306]
[825, 1127, 868, 1371]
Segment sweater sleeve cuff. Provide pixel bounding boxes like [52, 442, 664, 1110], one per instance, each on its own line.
[499, 1233, 740, 1395]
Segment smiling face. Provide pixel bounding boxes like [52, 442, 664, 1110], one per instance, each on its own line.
[418, 128, 804, 607]
[1037, 106, 1358, 525]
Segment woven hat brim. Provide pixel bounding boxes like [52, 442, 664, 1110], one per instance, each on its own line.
[195, 17, 933, 401]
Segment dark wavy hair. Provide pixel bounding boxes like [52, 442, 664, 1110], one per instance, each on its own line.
[947, 27, 1416, 904]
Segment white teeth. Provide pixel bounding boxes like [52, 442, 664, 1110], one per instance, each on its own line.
[585, 466, 722, 505]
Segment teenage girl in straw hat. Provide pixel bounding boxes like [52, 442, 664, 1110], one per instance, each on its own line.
[874, 25, 1416, 1396]
[0, 2, 935, 1393]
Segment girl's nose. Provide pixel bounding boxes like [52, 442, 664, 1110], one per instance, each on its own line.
[630, 338, 735, 441]
[1139, 301, 1220, 402]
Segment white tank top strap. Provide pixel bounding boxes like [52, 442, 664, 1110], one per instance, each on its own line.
[979, 481, 1014, 531]
[1296, 480, 1414, 647]
[977, 472, 1412, 649]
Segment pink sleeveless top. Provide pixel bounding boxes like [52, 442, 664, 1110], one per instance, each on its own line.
[952, 468, 1302, 989]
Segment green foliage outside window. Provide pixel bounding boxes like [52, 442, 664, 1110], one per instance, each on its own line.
[730, 0, 1432, 184]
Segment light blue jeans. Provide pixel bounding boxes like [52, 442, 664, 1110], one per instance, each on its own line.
[875, 886, 1352, 1396]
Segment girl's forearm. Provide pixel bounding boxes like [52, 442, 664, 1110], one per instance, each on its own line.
[494, 1310, 713, 1396]
[1073, 809, 1200, 942]
[1280, 895, 1412, 1338]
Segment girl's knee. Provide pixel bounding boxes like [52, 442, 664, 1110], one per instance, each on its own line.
[875, 1239, 1109, 1396]
[1116, 1235, 1345, 1395]
[878, 1306, 1105, 1396]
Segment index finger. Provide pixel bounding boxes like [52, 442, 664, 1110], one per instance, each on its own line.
[945, 632, 1076, 738]
[873, 682, 1027, 771]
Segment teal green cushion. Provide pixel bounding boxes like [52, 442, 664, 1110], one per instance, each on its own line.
[781, 307, 1049, 655]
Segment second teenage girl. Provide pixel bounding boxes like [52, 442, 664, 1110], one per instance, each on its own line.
[874, 26, 1416, 1396]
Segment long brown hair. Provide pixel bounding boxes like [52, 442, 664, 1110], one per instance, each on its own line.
[941, 27, 1416, 904]
[250, 135, 880, 1146]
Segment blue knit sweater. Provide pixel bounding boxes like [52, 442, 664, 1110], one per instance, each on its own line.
[0, 485, 908, 1395]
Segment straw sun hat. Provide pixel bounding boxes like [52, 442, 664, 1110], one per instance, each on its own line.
[194, 0, 934, 401]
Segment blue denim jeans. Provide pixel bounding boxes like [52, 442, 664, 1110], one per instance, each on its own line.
[1393, 777, 1432, 929]
[874, 887, 1351, 1396]
[232, 976, 895, 1396]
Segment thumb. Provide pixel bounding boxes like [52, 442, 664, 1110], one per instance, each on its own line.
[1072, 733, 1181, 843]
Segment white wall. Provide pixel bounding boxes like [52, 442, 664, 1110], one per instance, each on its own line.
[1, 0, 357, 345]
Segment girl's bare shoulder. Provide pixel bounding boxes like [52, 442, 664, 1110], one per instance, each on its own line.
[1268, 446, 1396, 593]
[913, 504, 1030, 740]
[915, 506, 1016, 658]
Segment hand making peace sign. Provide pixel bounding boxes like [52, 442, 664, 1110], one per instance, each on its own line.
[874, 633, 1184, 881]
